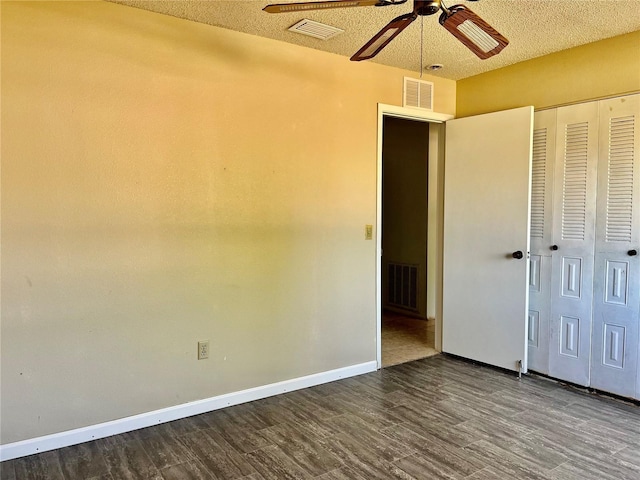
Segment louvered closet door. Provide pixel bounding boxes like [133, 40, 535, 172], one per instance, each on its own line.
[528, 110, 557, 375]
[548, 102, 599, 386]
[590, 94, 640, 398]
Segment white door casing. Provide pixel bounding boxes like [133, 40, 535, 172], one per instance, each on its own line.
[548, 102, 599, 387]
[528, 109, 557, 375]
[590, 94, 640, 398]
[442, 106, 534, 373]
[376, 104, 453, 369]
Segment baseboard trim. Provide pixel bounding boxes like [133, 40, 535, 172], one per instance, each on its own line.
[0, 360, 377, 461]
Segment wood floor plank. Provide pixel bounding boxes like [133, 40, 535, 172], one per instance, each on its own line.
[390, 399, 469, 427]
[394, 452, 475, 480]
[137, 433, 194, 470]
[271, 392, 340, 424]
[99, 438, 163, 480]
[526, 429, 633, 479]
[480, 433, 570, 472]
[258, 422, 341, 477]
[510, 407, 590, 435]
[399, 413, 480, 448]
[614, 444, 640, 469]
[383, 424, 486, 477]
[0, 460, 16, 480]
[438, 382, 526, 417]
[160, 459, 214, 480]
[449, 414, 537, 448]
[567, 400, 640, 436]
[243, 445, 311, 480]
[546, 453, 640, 480]
[486, 385, 573, 411]
[203, 414, 273, 455]
[97, 432, 139, 447]
[56, 441, 110, 479]
[13, 451, 65, 480]
[315, 432, 415, 480]
[274, 408, 340, 440]
[526, 418, 629, 458]
[326, 413, 414, 463]
[178, 428, 257, 479]
[166, 415, 213, 437]
[326, 398, 405, 430]
[382, 385, 450, 406]
[462, 440, 554, 480]
[466, 466, 517, 479]
[571, 418, 640, 449]
[313, 466, 368, 480]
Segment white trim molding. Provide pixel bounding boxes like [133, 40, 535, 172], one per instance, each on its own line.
[0, 361, 377, 461]
[375, 104, 453, 368]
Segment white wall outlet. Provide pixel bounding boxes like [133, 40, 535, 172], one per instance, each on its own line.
[197, 341, 209, 360]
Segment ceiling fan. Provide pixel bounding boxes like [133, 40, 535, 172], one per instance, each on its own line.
[263, 0, 508, 61]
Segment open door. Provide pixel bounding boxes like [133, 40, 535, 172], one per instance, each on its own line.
[442, 106, 534, 373]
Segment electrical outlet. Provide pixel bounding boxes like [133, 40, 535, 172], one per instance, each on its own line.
[197, 341, 209, 360]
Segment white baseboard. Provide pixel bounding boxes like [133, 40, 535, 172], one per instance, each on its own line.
[0, 361, 377, 461]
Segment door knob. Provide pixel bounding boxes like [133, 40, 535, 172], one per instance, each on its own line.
[512, 251, 524, 259]
[629, 249, 638, 257]
[551, 245, 559, 251]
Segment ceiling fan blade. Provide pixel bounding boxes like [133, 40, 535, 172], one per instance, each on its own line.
[439, 5, 508, 59]
[263, 0, 381, 13]
[351, 12, 417, 61]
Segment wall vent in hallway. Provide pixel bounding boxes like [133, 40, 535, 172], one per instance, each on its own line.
[387, 262, 418, 311]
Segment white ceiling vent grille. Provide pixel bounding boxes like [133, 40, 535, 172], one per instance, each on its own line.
[403, 77, 434, 111]
[288, 19, 344, 40]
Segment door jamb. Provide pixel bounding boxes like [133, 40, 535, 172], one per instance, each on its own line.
[376, 104, 453, 369]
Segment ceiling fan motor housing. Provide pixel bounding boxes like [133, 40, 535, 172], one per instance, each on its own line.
[415, 0, 441, 16]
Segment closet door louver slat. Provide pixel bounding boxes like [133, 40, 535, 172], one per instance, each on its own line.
[605, 115, 635, 243]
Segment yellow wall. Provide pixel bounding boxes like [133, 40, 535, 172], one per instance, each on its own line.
[457, 31, 640, 117]
[0, 1, 455, 444]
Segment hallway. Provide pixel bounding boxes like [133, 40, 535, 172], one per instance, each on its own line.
[382, 311, 437, 367]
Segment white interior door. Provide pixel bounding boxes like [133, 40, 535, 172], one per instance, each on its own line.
[591, 94, 640, 398]
[548, 102, 599, 387]
[443, 106, 534, 373]
[528, 109, 557, 375]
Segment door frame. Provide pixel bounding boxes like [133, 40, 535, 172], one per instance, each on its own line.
[376, 104, 453, 368]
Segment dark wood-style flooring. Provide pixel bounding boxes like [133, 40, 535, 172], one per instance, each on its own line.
[2, 355, 640, 479]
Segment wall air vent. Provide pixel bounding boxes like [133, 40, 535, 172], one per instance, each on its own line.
[403, 77, 434, 111]
[288, 19, 344, 40]
[387, 262, 418, 311]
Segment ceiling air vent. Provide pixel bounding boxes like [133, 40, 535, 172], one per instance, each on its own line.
[288, 19, 344, 40]
[403, 77, 434, 111]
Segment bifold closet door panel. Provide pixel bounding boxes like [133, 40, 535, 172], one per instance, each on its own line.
[528, 109, 557, 375]
[590, 94, 640, 399]
[548, 102, 599, 387]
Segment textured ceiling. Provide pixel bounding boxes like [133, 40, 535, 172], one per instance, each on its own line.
[108, 0, 640, 80]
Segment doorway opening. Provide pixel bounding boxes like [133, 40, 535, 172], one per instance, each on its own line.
[381, 116, 436, 366]
[376, 105, 451, 368]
